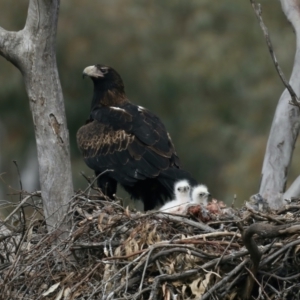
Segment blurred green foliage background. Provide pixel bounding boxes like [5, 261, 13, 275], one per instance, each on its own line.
[0, 0, 299, 207]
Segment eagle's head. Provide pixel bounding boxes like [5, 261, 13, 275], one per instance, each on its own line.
[83, 64, 126, 106]
[191, 184, 211, 206]
[83, 64, 119, 80]
[174, 180, 190, 197]
[83, 64, 125, 92]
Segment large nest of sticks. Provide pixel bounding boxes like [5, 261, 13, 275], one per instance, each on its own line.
[1, 190, 300, 300]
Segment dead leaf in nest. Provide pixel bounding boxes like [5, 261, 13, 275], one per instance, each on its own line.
[38, 283, 48, 294]
[128, 224, 143, 243]
[184, 252, 199, 269]
[147, 226, 160, 245]
[54, 287, 64, 300]
[97, 213, 106, 231]
[294, 244, 300, 265]
[172, 280, 182, 287]
[189, 272, 213, 297]
[125, 206, 130, 217]
[166, 260, 176, 274]
[114, 245, 122, 257]
[162, 282, 171, 300]
[295, 245, 300, 254]
[176, 252, 190, 269]
[189, 277, 205, 297]
[182, 284, 188, 297]
[107, 215, 115, 225]
[63, 287, 71, 298]
[124, 238, 139, 258]
[103, 263, 118, 291]
[42, 282, 60, 296]
[228, 291, 237, 300]
[103, 263, 112, 282]
[104, 244, 109, 257]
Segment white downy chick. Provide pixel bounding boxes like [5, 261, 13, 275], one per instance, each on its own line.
[159, 180, 191, 213]
[191, 184, 211, 206]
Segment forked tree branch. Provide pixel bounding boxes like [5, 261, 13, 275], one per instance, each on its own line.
[0, 0, 73, 234]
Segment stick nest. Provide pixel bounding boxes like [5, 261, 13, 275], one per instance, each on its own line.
[1, 191, 300, 300]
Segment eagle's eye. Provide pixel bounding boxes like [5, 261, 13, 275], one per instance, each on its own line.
[100, 67, 108, 74]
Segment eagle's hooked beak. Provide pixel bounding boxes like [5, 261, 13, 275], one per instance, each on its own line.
[82, 65, 104, 79]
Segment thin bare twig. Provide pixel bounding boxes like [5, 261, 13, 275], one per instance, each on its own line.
[245, 266, 271, 300]
[215, 231, 238, 269]
[250, 0, 300, 107]
[3, 191, 41, 223]
[201, 259, 250, 300]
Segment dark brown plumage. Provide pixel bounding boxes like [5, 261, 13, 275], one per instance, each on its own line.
[77, 64, 197, 210]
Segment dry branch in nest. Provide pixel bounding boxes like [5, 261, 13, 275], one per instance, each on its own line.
[1, 190, 300, 300]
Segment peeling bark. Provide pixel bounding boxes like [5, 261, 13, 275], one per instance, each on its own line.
[0, 0, 73, 233]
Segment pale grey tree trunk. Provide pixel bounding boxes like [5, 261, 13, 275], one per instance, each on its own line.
[259, 0, 300, 209]
[0, 121, 5, 200]
[0, 0, 73, 233]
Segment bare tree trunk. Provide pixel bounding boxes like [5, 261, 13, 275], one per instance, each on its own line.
[0, 0, 73, 233]
[0, 121, 5, 200]
[259, 0, 300, 209]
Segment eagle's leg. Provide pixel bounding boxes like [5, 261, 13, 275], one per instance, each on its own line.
[95, 171, 117, 199]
